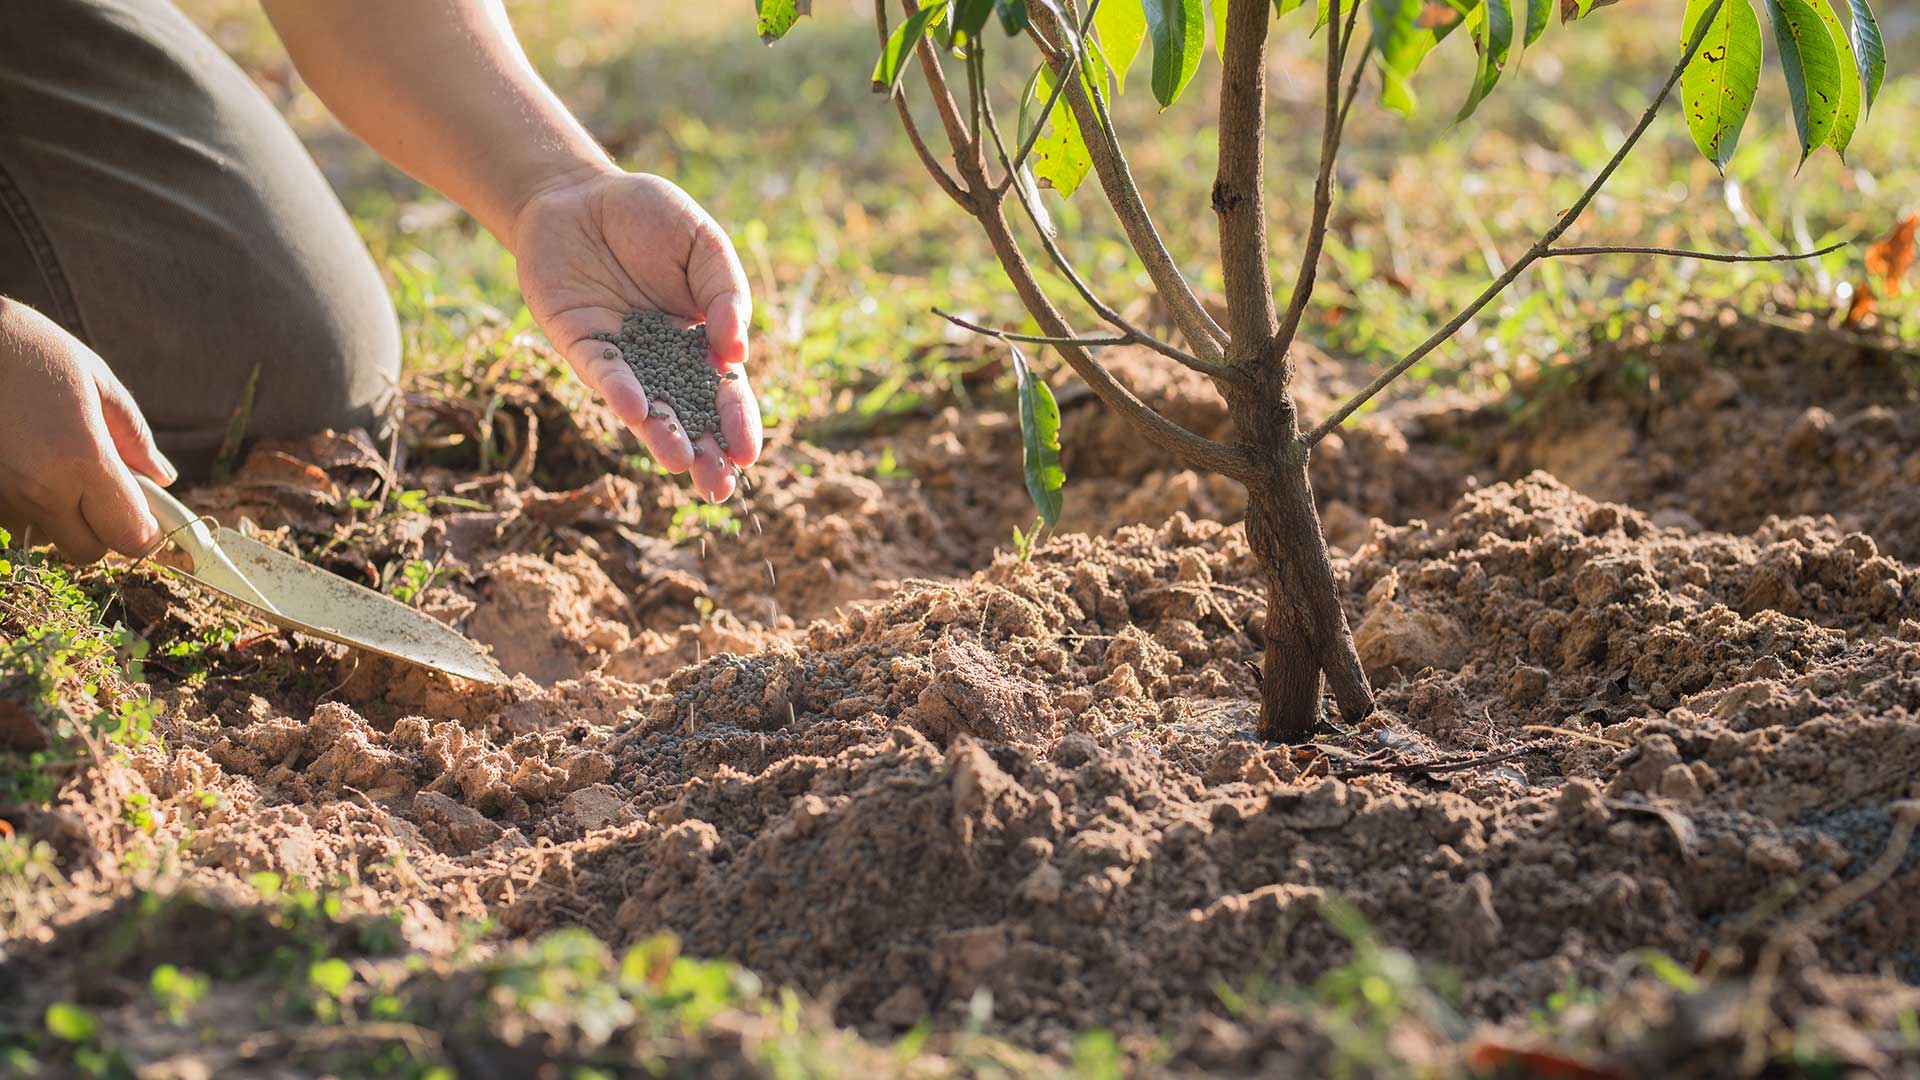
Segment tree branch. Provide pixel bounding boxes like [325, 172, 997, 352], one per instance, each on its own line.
[1273, 0, 1352, 364]
[899, 15, 1254, 480]
[933, 307, 1131, 347]
[977, 69, 1244, 384]
[1305, 0, 1731, 448]
[876, 1, 969, 206]
[1214, 0, 1279, 362]
[1545, 241, 1847, 263]
[1027, 2, 1230, 356]
[997, 1, 1098, 194]
[907, 0, 985, 187]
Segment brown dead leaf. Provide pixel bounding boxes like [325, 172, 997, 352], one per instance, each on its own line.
[1844, 285, 1879, 328]
[1466, 1038, 1628, 1080]
[1863, 213, 1918, 298]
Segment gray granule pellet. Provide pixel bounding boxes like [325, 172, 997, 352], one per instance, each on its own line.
[591, 310, 729, 446]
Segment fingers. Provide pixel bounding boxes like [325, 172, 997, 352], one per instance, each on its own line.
[37, 495, 110, 565]
[636, 401, 696, 474]
[92, 366, 178, 485]
[78, 456, 161, 557]
[703, 286, 750, 371]
[714, 368, 763, 468]
[689, 437, 736, 503]
[565, 338, 650, 430]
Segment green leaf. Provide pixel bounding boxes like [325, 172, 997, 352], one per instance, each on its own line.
[873, 2, 948, 93]
[754, 0, 804, 43]
[1144, 0, 1205, 108]
[309, 958, 355, 998]
[1679, 0, 1762, 172]
[954, 0, 998, 44]
[1011, 347, 1065, 530]
[1027, 40, 1108, 197]
[1094, 0, 1148, 92]
[1370, 0, 1460, 113]
[1761, 0, 1844, 163]
[1525, 0, 1550, 45]
[1456, 0, 1515, 121]
[1847, 0, 1884, 113]
[1214, 0, 1229, 60]
[1279, 0, 1311, 15]
[994, 0, 1029, 34]
[45, 1003, 96, 1043]
[1812, 0, 1861, 157]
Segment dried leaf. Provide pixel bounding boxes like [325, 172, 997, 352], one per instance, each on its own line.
[1466, 1038, 1629, 1080]
[1844, 284, 1879, 327]
[1863, 212, 1918, 297]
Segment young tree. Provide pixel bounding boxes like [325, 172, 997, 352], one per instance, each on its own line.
[756, 0, 1886, 741]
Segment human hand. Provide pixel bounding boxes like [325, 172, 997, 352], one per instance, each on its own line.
[511, 168, 762, 502]
[0, 301, 177, 563]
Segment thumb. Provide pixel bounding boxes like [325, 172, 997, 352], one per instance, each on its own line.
[93, 367, 178, 485]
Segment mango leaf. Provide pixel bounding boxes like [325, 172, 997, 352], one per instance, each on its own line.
[873, 1, 948, 93]
[1011, 346, 1066, 529]
[1455, 0, 1515, 122]
[1761, 0, 1844, 163]
[1311, 0, 1365, 36]
[755, 0, 808, 42]
[954, 0, 998, 44]
[1144, 0, 1205, 108]
[1848, 0, 1884, 113]
[1094, 0, 1148, 92]
[1022, 37, 1110, 197]
[1679, 0, 1762, 172]
[1811, 0, 1861, 157]
[1279, 0, 1311, 15]
[1559, 0, 1621, 20]
[1524, 0, 1549, 45]
[1214, 0, 1229, 60]
[1370, 0, 1461, 113]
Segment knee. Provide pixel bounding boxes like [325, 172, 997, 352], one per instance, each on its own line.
[244, 257, 402, 443]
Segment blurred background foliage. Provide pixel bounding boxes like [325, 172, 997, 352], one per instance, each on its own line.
[179, 0, 1920, 435]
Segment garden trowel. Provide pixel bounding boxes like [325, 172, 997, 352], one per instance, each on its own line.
[137, 476, 508, 685]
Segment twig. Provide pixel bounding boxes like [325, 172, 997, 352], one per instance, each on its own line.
[1544, 241, 1848, 263]
[877, 1, 969, 205]
[1305, 0, 1732, 447]
[896, 4, 1255, 481]
[998, 0, 1098, 192]
[933, 306, 1130, 347]
[1274, 0, 1356, 363]
[976, 56, 1243, 383]
[1027, 5, 1230, 356]
[1335, 745, 1535, 780]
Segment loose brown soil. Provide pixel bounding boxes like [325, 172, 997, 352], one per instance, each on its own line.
[7, 310, 1920, 1075]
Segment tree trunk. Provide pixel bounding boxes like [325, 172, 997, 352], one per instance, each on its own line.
[1234, 393, 1373, 741]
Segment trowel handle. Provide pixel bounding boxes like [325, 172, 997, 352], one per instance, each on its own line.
[135, 474, 218, 571]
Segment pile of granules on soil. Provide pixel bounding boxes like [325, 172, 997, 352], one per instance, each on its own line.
[594, 310, 727, 448]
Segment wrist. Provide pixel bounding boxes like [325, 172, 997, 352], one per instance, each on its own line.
[501, 153, 620, 252]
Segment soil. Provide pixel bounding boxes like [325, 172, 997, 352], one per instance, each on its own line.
[7, 308, 1920, 1075]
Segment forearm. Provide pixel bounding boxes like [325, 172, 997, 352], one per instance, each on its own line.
[260, 0, 612, 243]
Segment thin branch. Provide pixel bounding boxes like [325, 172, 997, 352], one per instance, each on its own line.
[933, 307, 1131, 347]
[906, 0, 985, 184]
[1545, 241, 1847, 263]
[998, 0, 1099, 193]
[978, 68, 1244, 383]
[876, 1, 968, 206]
[1215, 0, 1280, 358]
[896, 10, 1253, 479]
[1027, 3, 1230, 355]
[1273, 0, 1349, 361]
[1305, 0, 1732, 448]
[1332, 31, 1370, 144]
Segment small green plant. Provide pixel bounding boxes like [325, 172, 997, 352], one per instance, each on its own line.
[148, 964, 210, 1025]
[387, 558, 450, 605]
[1010, 517, 1047, 563]
[668, 502, 743, 544]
